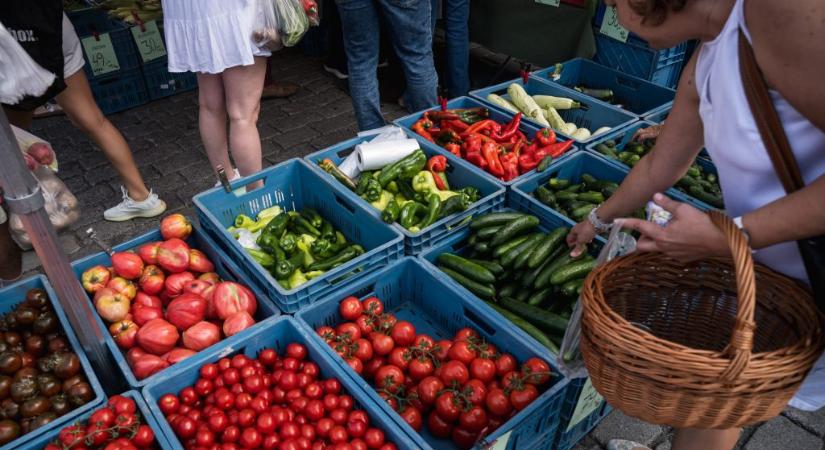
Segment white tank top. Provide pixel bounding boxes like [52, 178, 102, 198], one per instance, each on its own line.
[694, 0, 825, 284]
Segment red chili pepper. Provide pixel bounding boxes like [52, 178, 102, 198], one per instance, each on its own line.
[518, 153, 540, 173]
[512, 139, 525, 156]
[535, 128, 556, 147]
[462, 119, 496, 136]
[426, 155, 447, 172]
[463, 134, 483, 154]
[543, 140, 575, 158]
[412, 118, 435, 142]
[481, 141, 504, 177]
[447, 120, 469, 132]
[445, 143, 462, 157]
[431, 171, 448, 190]
[491, 112, 522, 142]
[427, 111, 461, 122]
[465, 151, 486, 168]
[500, 153, 519, 181]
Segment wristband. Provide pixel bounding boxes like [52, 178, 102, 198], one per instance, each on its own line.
[588, 205, 613, 233]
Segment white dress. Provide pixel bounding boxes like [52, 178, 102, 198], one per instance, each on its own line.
[161, 0, 270, 74]
[694, 0, 825, 411]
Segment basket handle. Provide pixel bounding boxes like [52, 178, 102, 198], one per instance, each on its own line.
[708, 210, 757, 382]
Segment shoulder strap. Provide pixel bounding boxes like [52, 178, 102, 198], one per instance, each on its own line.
[737, 29, 805, 192]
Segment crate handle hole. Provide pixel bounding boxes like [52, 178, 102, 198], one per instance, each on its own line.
[461, 306, 496, 337]
[334, 194, 356, 214]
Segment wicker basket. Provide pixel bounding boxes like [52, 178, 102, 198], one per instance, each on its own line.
[580, 210, 824, 429]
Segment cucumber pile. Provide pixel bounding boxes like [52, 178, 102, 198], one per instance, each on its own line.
[594, 138, 724, 208]
[533, 173, 646, 222]
[434, 212, 597, 354]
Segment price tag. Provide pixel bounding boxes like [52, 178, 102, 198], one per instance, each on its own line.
[81, 33, 120, 77]
[566, 377, 604, 432]
[131, 20, 166, 63]
[535, 0, 560, 6]
[485, 430, 512, 450]
[599, 6, 630, 43]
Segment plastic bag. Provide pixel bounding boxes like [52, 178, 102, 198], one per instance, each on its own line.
[9, 166, 80, 250]
[253, 0, 284, 51]
[301, 0, 320, 27]
[0, 22, 55, 105]
[557, 224, 637, 378]
[276, 0, 310, 47]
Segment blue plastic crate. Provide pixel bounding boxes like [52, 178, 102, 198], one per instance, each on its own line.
[88, 68, 149, 115]
[141, 58, 198, 100]
[510, 152, 688, 228]
[193, 158, 405, 313]
[470, 78, 638, 145]
[394, 96, 567, 188]
[143, 316, 417, 449]
[295, 258, 568, 450]
[27, 390, 172, 449]
[305, 134, 506, 255]
[593, 27, 688, 89]
[532, 58, 675, 118]
[0, 276, 106, 450]
[554, 378, 613, 450]
[71, 223, 281, 389]
[643, 105, 670, 124]
[68, 8, 142, 80]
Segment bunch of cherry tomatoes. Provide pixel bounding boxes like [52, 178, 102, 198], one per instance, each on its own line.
[156, 343, 396, 450]
[47, 395, 156, 450]
[317, 296, 553, 449]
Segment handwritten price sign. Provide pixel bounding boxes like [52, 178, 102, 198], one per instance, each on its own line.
[600, 6, 630, 43]
[81, 33, 120, 77]
[567, 377, 605, 432]
[131, 20, 166, 63]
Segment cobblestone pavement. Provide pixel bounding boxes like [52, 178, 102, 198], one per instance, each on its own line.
[25, 49, 824, 450]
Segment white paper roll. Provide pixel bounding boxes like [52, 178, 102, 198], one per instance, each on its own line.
[355, 139, 420, 171]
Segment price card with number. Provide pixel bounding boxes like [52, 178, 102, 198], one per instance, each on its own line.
[535, 0, 561, 6]
[131, 20, 166, 63]
[82, 33, 121, 77]
[566, 377, 604, 432]
[599, 5, 630, 43]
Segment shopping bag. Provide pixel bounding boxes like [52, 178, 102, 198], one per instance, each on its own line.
[253, 0, 284, 51]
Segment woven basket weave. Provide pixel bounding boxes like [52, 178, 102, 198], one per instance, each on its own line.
[580, 211, 824, 429]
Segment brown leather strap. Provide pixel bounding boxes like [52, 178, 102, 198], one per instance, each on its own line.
[737, 29, 805, 193]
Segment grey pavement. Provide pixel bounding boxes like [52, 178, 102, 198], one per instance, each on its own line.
[24, 49, 824, 450]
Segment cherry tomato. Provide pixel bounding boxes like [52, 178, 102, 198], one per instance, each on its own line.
[238, 408, 256, 428]
[235, 392, 253, 410]
[324, 378, 342, 395]
[209, 411, 229, 433]
[459, 405, 488, 432]
[158, 393, 180, 415]
[336, 323, 362, 341]
[433, 339, 452, 361]
[439, 360, 469, 386]
[464, 379, 487, 406]
[338, 394, 354, 411]
[175, 417, 197, 439]
[323, 393, 340, 410]
[240, 365, 258, 379]
[263, 434, 281, 450]
[509, 384, 539, 411]
[222, 425, 241, 443]
[279, 371, 299, 391]
[485, 388, 512, 418]
[399, 406, 423, 431]
[448, 340, 478, 365]
[281, 421, 300, 439]
[304, 399, 325, 421]
[495, 353, 517, 377]
[317, 326, 337, 344]
[222, 368, 241, 386]
[200, 363, 219, 380]
[454, 328, 478, 342]
[258, 348, 278, 366]
[195, 378, 214, 397]
[239, 427, 262, 448]
[364, 428, 385, 449]
[196, 428, 215, 447]
[282, 357, 300, 371]
[387, 347, 410, 371]
[231, 354, 249, 369]
[390, 321, 416, 346]
[353, 338, 374, 362]
[286, 343, 307, 360]
[351, 438, 368, 450]
[374, 365, 404, 393]
[371, 334, 394, 357]
[434, 391, 462, 422]
[427, 411, 453, 439]
[346, 418, 367, 438]
[521, 357, 552, 385]
[214, 388, 234, 410]
[408, 357, 434, 381]
[300, 423, 316, 441]
[254, 412, 275, 434]
[361, 297, 384, 316]
[304, 382, 323, 399]
[451, 425, 478, 450]
[470, 358, 496, 383]
[339, 296, 364, 320]
[363, 357, 385, 378]
[348, 409, 369, 425]
[416, 376, 444, 406]
[301, 361, 320, 379]
[90, 407, 116, 427]
[315, 417, 334, 438]
[329, 407, 348, 425]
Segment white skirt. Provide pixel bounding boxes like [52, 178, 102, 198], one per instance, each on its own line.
[161, 0, 270, 74]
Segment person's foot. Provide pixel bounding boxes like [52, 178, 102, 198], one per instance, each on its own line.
[261, 82, 300, 99]
[33, 101, 64, 118]
[323, 63, 348, 80]
[608, 439, 651, 450]
[104, 187, 167, 222]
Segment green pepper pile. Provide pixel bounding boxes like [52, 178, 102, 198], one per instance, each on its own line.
[229, 207, 364, 290]
[594, 138, 724, 208]
[318, 150, 482, 233]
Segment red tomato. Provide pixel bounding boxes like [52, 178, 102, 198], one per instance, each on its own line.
[280, 421, 300, 439]
[434, 392, 462, 422]
[279, 371, 299, 391]
[346, 418, 367, 438]
[387, 347, 410, 371]
[329, 407, 349, 425]
[408, 357, 434, 381]
[348, 409, 369, 425]
[364, 428, 385, 449]
[195, 378, 214, 397]
[353, 338, 374, 362]
[355, 316, 375, 335]
[90, 407, 116, 427]
[108, 395, 137, 415]
[433, 339, 452, 361]
[315, 417, 334, 438]
[304, 382, 323, 399]
[304, 399, 325, 421]
[255, 412, 276, 434]
[361, 297, 384, 316]
[324, 378, 341, 395]
[448, 340, 477, 365]
[235, 392, 253, 410]
[454, 328, 478, 342]
[477, 342, 497, 359]
[339, 296, 364, 320]
[282, 357, 300, 372]
[338, 394, 354, 411]
[413, 334, 435, 349]
[217, 357, 231, 371]
[222, 425, 241, 443]
[196, 428, 215, 447]
[209, 411, 229, 433]
[263, 434, 281, 450]
[416, 376, 444, 406]
[286, 343, 307, 360]
[378, 391, 398, 410]
[301, 361, 320, 379]
[351, 438, 368, 450]
[464, 379, 487, 406]
[509, 384, 539, 411]
[214, 388, 233, 410]
[103, 438, 137, 450]
[239, 427, 262, 448]
[374, 365, 404, 393]
[487, 414, 506, 433]
[231, 354, 249, 368]
[336, 323, 362, 341]
[200, 363, 219, 380]
[175, 417, 197, 438]
[371, 334, 394, 357]
[363, 357, 385, 378]
[316, 326, 336, 343]
[222, 368, 241, 386]
[427, 411, 453, 438]
[346, 357, 364, 374]
[501, 371, 520, 391]
[495, 353, 517, 377]
[390, 321, 416, 346]
[451, 425, 479, 450]
[521, 357, 552, 385]
[258, 348, 278, 366]
[85, 424, 109, 446]
[238, 408, 256, 428]
[240, 365, 258, 379]
[399, 406, 423, 431]
[439, 360, 469, 386]
[459, 405, 488, 432]
[301, 423, 316, 441]
[328, 425, 348, 444]
[158, 393, 180, 415]
[470, 358, 496, 383]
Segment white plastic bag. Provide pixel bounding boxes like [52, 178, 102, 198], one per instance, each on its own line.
[9, 166, 80, 250]
[276, 0, 310, 47]
[253, 0, 284, 51]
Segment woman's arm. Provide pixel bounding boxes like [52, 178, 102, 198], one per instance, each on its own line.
[744, 175, 825, 249]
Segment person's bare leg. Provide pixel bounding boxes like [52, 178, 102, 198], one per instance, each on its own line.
[672, 428, 740, 450]
[56, 71, 150, 201]
[223, 57, 267, 188]
[196, 72, 233, 179]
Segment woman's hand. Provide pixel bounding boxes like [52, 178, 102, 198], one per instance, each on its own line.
[566, 217, 597, 257]
[632, 124, 662, 142]
[619, 194, 730, 262]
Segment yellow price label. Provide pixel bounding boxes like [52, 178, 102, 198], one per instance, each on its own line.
[81, 33, 121, 77]
[131, 20, 167, 63]
[599, 6, 630, 43]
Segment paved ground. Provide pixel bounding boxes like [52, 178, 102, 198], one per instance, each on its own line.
[25, 49, 824, 450]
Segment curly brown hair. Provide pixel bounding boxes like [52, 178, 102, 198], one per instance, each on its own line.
[628, 0, 688, 25]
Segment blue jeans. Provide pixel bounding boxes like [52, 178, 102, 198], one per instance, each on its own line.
[431, 0, 470, 97]
[336, 0, 438, 131]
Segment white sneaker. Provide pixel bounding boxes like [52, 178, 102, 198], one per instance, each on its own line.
[104, 187, 167, 222]
[608, 440, 651, 450]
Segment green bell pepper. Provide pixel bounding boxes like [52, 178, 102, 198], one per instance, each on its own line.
[319, 221, 335, 241]
[296, 235, 317, 268]
[386, 181, 399, 194]
[274, 252, 304, 280]
[456, 186, 480, 203]
[279, 233, 297, 254]
[308, 245, 365, 271]
[294, 216, 321, 237]
[260, 212, 289, 238]
[301, 209, 324, 229]
[256, 233, 280, 255]
[288, 269, 308, 289]
[411, 171, 458, 202]
[310, 238, 332, 259]
[370, 190, 394, 211]
[246, 248, 275, 270]
[381, 200, 401, 224]
[361, 178, 382, 202]
[439, 193, 471, 218]
[377, 150, 427, 187]
[397, 179, 424, 204]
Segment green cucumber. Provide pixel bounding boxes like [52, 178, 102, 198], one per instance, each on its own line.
[562, 278, 584, 296]
[580, 174, 598, 185]
[554, 190, 578, 201]
[571, 204, 597, 220]
[501, 233, 543, 267]
[512, 234, 547, 270]
[576, 191, 605, 203]
[474, 242, 490, 253]
[527, 288, 553, 306]
[515, 289, 531, 303]
[551, 259, 597, 285]
[492, 234, 532, 259]
[470, 212, 526, 230]
[439, 266, 496, 299]
[485, 301, 558, 353]
[562, 183, 582, 193]
[527, 228, 568, 269]
[547, 178, 570, 190]
[437, 254, 496, 284]
[536, 156, 554, 172]
[499, 283, 518, 299]
[536, 252, 577, 289]
[490, 215, 540, 248]
[535, 186, 556, 206]
[499, 297, 569, 336]
[475, 226, 502, 241]
[688, 185, 724, 208]
[523, 244, 564, 287]
[467, 259, 504, 276]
